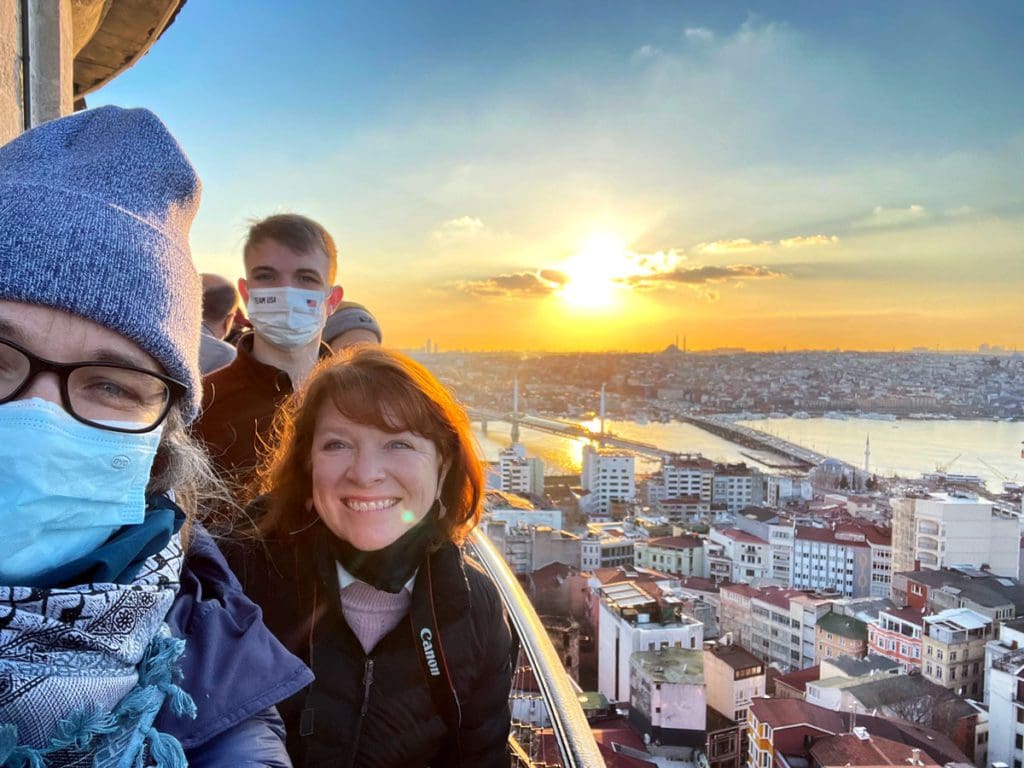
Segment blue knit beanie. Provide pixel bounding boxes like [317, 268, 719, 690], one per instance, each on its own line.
[0, 106, 203, 421]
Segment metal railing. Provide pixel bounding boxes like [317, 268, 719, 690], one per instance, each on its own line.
[467, 529, 606, 768]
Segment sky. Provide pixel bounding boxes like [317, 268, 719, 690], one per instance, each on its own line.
[93, 1, 1024, 352]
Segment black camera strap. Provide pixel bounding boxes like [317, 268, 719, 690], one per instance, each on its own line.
[409, 555, 463, 765]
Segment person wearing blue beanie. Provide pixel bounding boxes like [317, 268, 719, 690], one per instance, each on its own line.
[0, 107, 311, 767]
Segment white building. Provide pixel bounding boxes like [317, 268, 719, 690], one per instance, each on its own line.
[984, 618, 1024, 768]
[629, 648, 707, 747]
[892, 492, 1020, 578]
[713, 464, 762, 513]
[792, 522, 891, 598]
[581, 531, 635, 570]
[733, 507, 795, 586]
[708, 527, 770, 583]
[498, 443, 544, 496]
[764, 473, 813, 506]
[581, 445, 635, 517]
[649, 454, 714, 505]
[484, 489, 563, 531]
[597, 581, 705, 703]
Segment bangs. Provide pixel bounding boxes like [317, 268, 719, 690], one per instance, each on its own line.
[319, 363, 452, 443]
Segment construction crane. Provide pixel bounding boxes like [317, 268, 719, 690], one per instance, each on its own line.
[935, 453, 962, 473]
[977, 456, 1017, 483]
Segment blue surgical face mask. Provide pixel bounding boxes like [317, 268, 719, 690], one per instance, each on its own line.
[0, 398, 163, 584]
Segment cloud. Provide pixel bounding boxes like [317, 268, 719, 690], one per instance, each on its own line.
[684, 27, 714, 42]
[944, 205, 973, 217]
[778, 234, 840, 248]
[632, 45, 662, 61]
[538, 268, 569, 285]
[618, 266, 778, 299]
[693, 238, 772, 254]
[457, 270, 562, 298]
[853, 204, 927, 229]
[432, 216, 486, 242]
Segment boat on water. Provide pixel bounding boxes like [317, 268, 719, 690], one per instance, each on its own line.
[860, 412, 898, 421]
[792, 411, 810, 419]
[824, 411, 849, 420]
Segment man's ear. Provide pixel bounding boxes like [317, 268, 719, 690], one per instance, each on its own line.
[326, 285, 345, 314]
[237, 277, 250, 303]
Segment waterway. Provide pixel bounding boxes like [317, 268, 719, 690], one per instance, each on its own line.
[473, 416, 1024, 492]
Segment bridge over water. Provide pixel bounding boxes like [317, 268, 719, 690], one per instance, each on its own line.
[468, 407, 851, 473]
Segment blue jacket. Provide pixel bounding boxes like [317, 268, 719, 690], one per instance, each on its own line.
[157, 526, 315, 767]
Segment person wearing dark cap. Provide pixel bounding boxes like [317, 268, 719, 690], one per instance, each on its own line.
[199, 272, 240, 374]
[0, 106, 310, 766]
[324, 299, 383, 351]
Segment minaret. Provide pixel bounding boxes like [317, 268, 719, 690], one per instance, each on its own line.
[599, 383, 606, 437]
[864, 434, 871, 474]
[511, 375, 520, 444]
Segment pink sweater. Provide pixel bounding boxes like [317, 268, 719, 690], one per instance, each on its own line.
[339, 580, 412, 654]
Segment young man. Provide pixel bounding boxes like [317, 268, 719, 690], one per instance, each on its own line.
[195, 214, 344, 487]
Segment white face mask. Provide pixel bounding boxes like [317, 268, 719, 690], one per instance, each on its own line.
[247, 287, 328, 349]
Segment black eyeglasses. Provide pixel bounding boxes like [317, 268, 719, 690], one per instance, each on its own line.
[0, 338, 185, 433]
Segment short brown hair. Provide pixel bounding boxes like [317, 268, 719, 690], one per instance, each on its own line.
[201, 280, 239, 324]
[244, 213, 339, 283]
[256, 347, 484, 544]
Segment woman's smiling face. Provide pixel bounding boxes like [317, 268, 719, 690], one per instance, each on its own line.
[310, 404, 443, 551]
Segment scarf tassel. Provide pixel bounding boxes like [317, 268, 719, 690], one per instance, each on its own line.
[145, 729, 187, 768]
[0, 726, 45, 768]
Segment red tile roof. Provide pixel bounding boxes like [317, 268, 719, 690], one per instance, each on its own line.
[719, 528, 767, 544]
[810, 733, 941, 768]
[772, 665, 821, 694]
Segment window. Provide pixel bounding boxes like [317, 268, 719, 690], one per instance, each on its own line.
[1015, 734, 1023, 750]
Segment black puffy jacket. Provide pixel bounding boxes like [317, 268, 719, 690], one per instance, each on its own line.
[222, 524, 515, 768]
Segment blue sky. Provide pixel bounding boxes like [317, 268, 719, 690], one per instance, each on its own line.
[94, 1, 1024, 351]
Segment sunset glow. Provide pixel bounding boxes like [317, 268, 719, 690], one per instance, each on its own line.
[557, 233, 635, 309]
[94, 3, 1023, 352]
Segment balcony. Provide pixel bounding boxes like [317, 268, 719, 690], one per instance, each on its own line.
[468, 530, 606, 767]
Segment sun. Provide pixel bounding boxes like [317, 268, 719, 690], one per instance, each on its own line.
[557, 232, 635, 309]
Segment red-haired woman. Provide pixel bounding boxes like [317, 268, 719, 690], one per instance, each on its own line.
[223, 347, 514, 767]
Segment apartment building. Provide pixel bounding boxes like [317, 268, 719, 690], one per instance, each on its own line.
[713, 463, 763, 513]
[746, 699, 968, 768]
[792, 523, 892, 599]
[634, 534, 705, 577]
[985, 618, 1024, 768]
[891, 492, 1020, 577]
[649, 454, 714, 505]
[921, 607, 994, 699]
[867, 606, 925, 670]
[814, 612, 867, 664]
[733, 507, 795, 586]
[892, 565, 1023, 626]
[581, 531, 635, 570]
[596, 580, 704, 703]
[755, 588, 834, 672]
[629, 648, 707, 747]
[497, 443, 544, 496]
[704, 641, 766, 725]
[709, 527, 771, 583]
[485, 489, 563, 530]
[483, 520, 580, 573]
[581, 444, 635, 517]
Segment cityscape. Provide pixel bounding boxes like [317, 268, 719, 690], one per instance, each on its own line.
[9, 1, 1022, 767]
[466, 362, 1024, 767]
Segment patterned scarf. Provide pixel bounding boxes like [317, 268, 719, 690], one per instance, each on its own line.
[0, 535, 193, 767]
